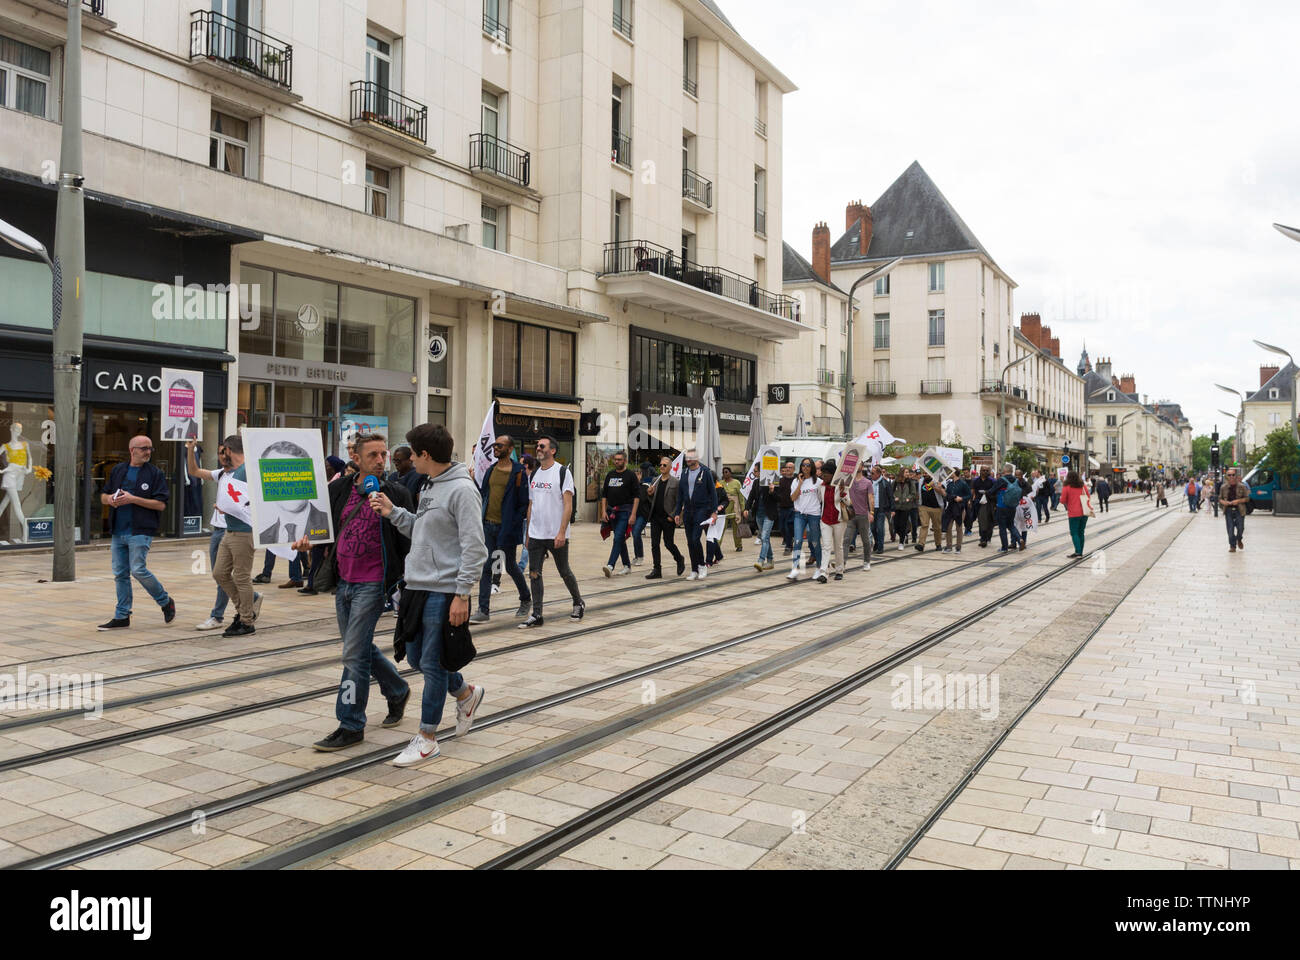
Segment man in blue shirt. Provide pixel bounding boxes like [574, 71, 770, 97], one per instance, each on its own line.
[98, 435, 175, 630]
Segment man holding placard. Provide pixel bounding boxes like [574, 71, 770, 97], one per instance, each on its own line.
[211, 436, 262, 637]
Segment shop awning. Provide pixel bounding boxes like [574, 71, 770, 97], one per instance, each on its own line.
[1088, 456, 1101, 469]
[495, 397, 581, 421]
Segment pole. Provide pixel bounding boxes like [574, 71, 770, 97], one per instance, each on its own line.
[842, 258, 901, 436]
[52, 3, 86, 581]
[998, 353, 1031, 471]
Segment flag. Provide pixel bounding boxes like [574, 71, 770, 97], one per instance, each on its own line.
[215, 475, 252, 526]
[473, 401, 498, 479]
[739, 452, 763, 501]
[669, 450, 685, 479]
[854, 420, 898, 449]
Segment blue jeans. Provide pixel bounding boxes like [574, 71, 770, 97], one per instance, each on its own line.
[758, 515, 775, 563]
[871, 509, 888, 552]
[405, 592, 467, 735]
[631, 514, 648, 559]
[334, 580, 410, 732]
[480, 520, 530, 614]
[606, 505, 633, 568]
[1225, 508, 1245, 548]
[111, 533, 170, 619]
[792, 512, 823, 568]
[209, 529, 230, 620]
[996, 506, 1022, 550]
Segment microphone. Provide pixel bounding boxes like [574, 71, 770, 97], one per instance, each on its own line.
[363, 474, 381, 495]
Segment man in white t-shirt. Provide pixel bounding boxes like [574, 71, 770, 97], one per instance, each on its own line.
[520, 435, 585, 628]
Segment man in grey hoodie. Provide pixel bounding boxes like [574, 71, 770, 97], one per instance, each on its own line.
[373, 423, 489, 767]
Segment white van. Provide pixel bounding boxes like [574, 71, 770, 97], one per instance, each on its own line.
[775, 437, 850, 468]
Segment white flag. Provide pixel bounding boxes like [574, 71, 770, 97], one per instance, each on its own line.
[473, 402, 497, 479]
[669, 450, 685, 479]
[854, 420, 898, 449]
[739, 452, 763, 501]
[215, 474, 252, 526]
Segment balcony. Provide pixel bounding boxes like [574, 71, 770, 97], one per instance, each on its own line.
[682, 168, 712, 209]
[866, 381, 896, 397]
[921, 379, 952, 395]
[613, 8, 633, 39]
[816, 368, 836, 387]
[611, 131, 631, 167]
[755, 117, 767, 137]
[599, 239, 804, 340]
[189, 11, 296, 100]
[24, 0, 115, 37]
[350, 81, 429, 149]
[755, 208, 767, 237]
[469, 133, 530, 187]
[683, 75, 698, 97]
[483, 10, 509, 44]
[979, 378, 1005, 394]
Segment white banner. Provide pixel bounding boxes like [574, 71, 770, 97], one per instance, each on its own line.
[242, 427, 335, 548]
[669, 450, 685, 479]
[935, 445, 965, 470]
[160, 368, 203, 441]
[473, 402, 497, 479]
[854, 421, 898, 449]
[740, 452, 763, 502]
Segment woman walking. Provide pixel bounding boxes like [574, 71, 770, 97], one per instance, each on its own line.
[787, 458, 824, 581]
[1059, 471, 1095, 558]
[818, 461, 849, 581]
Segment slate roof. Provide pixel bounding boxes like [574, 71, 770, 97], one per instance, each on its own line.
[830, 160, 990, 265]
[1246, 361, 1297, 404]
[782, 241, 844, 293]
[699, 0, 735, 30]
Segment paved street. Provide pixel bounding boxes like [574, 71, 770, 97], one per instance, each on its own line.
[1, 494, 1293, 871]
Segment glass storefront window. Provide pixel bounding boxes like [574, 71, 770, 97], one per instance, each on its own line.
[340, 390, 413, 458]
[0, 402, 55, 545]
[239, 265, 275, 357]
[276, 273, 339, 364]
[340, 286, 415, 372]
[632, 333, 754, 403]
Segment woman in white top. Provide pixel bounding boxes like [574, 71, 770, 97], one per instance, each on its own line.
[787, 458, 824, 581]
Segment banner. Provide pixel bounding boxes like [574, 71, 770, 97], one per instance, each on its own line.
[160, 368, 202, 441]
[669, 450, 685, 479]
[935, 445, 965, 470]
[916, 447, 953, 486]
[242, 427, 334, 548]
[473, 402, 497, 479]
[340, 415, 388, 458]
[832, 443, 869, 485]
[739, 449, 766, 501]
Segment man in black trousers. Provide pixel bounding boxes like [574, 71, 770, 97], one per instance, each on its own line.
[675, 448, 719, 580]
[643, 455, 685, 579]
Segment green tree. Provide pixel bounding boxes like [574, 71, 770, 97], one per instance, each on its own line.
[1262, 428, 1300, 486]
[1137, 465, 1151, 481]
[1004, 446, 1038, 475]
[1192, 435, 1212, 472]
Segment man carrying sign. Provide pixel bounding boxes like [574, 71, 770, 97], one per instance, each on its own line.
[211, 436, 263, 637]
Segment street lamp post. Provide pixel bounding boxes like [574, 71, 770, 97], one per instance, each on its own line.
[1252, 339, 1299, 446]
[1215, 383, 1246, 466]
[843, 257, 902, 435]
[1218, 409, 1244, 468]
[999, 353, 1032, 470]
[1118, 411, 1135, 474]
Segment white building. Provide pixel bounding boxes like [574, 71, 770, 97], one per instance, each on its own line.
[0, 0, 797, 545]
[1080, 355, 1193, 478]
[1242, 362, 1297, 454]
[777, 238, 849, 436]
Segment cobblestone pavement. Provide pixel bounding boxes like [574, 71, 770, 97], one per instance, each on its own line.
[3, 494, 1287, 871]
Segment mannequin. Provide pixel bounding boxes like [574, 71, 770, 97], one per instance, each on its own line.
[0, 423, 33, 543]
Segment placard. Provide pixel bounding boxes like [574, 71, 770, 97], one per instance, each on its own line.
[1057, 467, 1069, 482]
[759, 445, 780, 483]
[243, 427, 335, 548]
[916, 447, 953, 486]
[340, 415, 389, 458]
[160, 368, 203, 441]
[935, 445, 965, 470]
[833, 443, 868, 485]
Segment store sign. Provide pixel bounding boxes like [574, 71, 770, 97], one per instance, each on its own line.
[631, 391, 753, 435]
[26, 518, 53, 542]
[427, 335, 448, 363]
[183, 515, 203, 535]
[252, 359, 348, 383]
[767, 383, 789, 405]
[83, 360, 226, 408]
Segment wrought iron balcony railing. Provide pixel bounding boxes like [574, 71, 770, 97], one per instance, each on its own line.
[921, 379, 953, 395]
[866, 381, 896, 397]
[483, 10, 509, 43]
[816, 368, 836, 386]
[611, 131, 631, 167]
[755, 117, 767, 137]
[613, 9, 633, 39]
[469, 133, 530, 186]
[350, 81, 427, 144]
[682, 168, 712, 208]
[601, 239, 801, 323]
[979, 378, 1005, 393]
[683, 75, 697, 97]
[189, 10, 293, 90]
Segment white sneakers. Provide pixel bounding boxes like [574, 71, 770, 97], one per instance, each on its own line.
[862, 561, 872, 571]
[615, 566, 631, 576]
[697, 566, 708, 580]
[602, 564, 614, 578]
[195, 617, 223, 631]
[897, 542, 905, 551]
[633, 556, 644, 566]
[455, 684, 486, 738]
[787, 566, 800, 580]
[686, 570, 699, 581]
[393, 732, 440, 767]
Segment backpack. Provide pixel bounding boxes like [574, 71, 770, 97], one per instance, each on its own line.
[999, 479, 1021, 508]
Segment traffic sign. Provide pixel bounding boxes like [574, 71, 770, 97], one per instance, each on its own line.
[1061, 455, 1070, 465]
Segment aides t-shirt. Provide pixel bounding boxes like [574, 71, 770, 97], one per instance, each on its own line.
[528, 462, 576, 540]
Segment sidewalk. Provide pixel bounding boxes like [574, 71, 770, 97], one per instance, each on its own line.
[902, 507, 1300, 870]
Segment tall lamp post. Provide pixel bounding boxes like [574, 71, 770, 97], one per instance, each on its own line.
[1252, 339, 1299, 446]
[1215, 384, 1245, 465]
[1218, 409, 1244, 467]
[998, 352, 1032, 470]
[843, 257, 902, 435]
[1118, 411, 1135, 474]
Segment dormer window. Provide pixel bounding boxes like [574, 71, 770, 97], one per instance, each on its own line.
[1269, 388, 1280, 400]
[1107, 390, 1115, 401]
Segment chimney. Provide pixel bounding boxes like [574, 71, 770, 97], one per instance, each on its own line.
[845, 200, 873, 257]
[811, 222, 831, 284]
[1119, 374, 1136, 395]
[1048, 337, 1060, 358]
[1261, 365, 1280, 387]
[1019, 313, 1042, 346]
[846, 200, 866, 234]
[1095, 357, 1112, 382]
[1040, 325, 1053, 350]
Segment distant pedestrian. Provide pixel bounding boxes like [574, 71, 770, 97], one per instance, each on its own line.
[1154, 481, 1168, 508]
[971, 466, 995, 547]
[98, 435, 176, 630]
[388, 443, 425, 500]
[185, 439, 241, 631]
[1217, 468, 1251, 552]
[1186, 478, 1199, 512]
[1207, 478, 1219, 517]
[598, 450, 640, 578]
[471, 435, 530, 624]
[630, 462, 654, 566]
[845, 461, 875, 571]
[787, 458, 824, 580]
[745, 462, 781, 572]
[721, 466, 745, 552]
[521, 435, 585, 626]
[818, 461, 848, 581]
[210, 436, 262, 637]
[777, 460, 796, 555]
[942, 470, 971, 553]
[869, 464, 893, 555]
[645, 455, 686, 579]
[1095, 476, 1111, 513]
[892, 468, 919, 550]
[1060, 471, 1095, 557]
[917, 471, 944, 553]
[706, 476, 728, 567]
[992, 464, 1024, 553]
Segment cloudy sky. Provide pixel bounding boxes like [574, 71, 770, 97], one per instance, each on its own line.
[727, 0, 1300, 436]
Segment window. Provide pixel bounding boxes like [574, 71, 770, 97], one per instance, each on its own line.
[612, 193, 630, 243]
[874, 274, 890, 296]
[840, 350, 847, 378]
[819, 344, 827, 372]
[0, 33, 52, 119]
[1107, 437, 1119, 461]
[873, 359, 889, 382]
[495, 319, 576, 396]
[209, 110, 250, 177]
[683, 37, 697, 95]
[927, 357, 945, 381]
[366, 34, 395, 93]
[611, 81, 630, 165]
[365, 164, 393, 219]
[1107, 390, 1115, 402]
[482, 203, 505, 250]
[929, 262, 945, 292]
[1269, 412, 1282, 426]
[1106, 415, 1117, 426]
[820, 293, 828, 328]
[754, 166, 766, 235]
[755, 79, 767, 135]
[340, 286, 416, 371]
[981, 267, 986, 296]
[928, 309, 945, 346]
[681, 231, 695, 265]
[755, 256, 765, 285]
[484, 0, 509, 40]
[633, 333, 755, 404]
[1087, 415, 1093, 427]
[613, 0, 633, 38]
[840, 301, 847, 335]
[873, 313, 890, 349]
[1269, 388, 1280, 400]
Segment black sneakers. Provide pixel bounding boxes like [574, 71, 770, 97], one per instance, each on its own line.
[382, 689, 411, 728]
[676, 557, 686, 576]
[570, 600, 586, 621]
[222, 617, 256, 637]
[252, 573, 272, 584]
[313, 727, 364, 752]
[97, 617, 130, 631]
[518, 614, 544, 629]
[645, 569, 663, 580]
[162, 599, 176, 624]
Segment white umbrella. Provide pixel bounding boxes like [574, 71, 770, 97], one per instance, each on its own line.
[697, 387, 724, 478]
[745, 397, 766, 463]
[793, 403, 809, 438]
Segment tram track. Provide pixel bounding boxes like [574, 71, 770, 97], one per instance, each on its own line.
[7, 502, 1173, 870]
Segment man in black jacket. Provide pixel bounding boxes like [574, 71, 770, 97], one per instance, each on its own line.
[292, 433, 414, 752]
[472, 435, 530, 623]
[98, 435, 176, 630]
[644, 455, 685, 579]
[775, 460, 796, 555]
[675, 448, 719, 580]
[744, 465, 782, 571]
[970, 466, 996, 547]
[869, 465, 894, 554]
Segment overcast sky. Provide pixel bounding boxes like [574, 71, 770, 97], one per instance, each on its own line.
[727, 0, 1300, 437]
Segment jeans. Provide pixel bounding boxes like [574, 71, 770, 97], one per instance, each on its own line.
[848, 515, 874, 561]
[1035, 495, 1051, 523]
[1188, 495, 1198, 512]
[1068, 515, 1088, 555]
[631, 514, 648, 560]
[527, 537, 583, 616]
[996, 506, 1022, 550]
[334, 579, 409, 732]
[479, 520, 530, 615]
[1225, 508, 1245, 548]
[209, 529, 230, 620]
[683, 508, 709, 571]
[650, 515, 684, 571]
[1098, 496, 1110, 514]
[111, 533, 170, 619]
[405, 591, 467, 735]
[871, 509, 888, 552]
[757, 515, 775, 563]
[606, 505, 633, 568]
[792, 512, 823, 568]
[778, 507, 793, 550]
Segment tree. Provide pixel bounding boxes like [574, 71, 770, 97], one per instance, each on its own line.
[1004, 446, 1038, 475]
[1137, 465, 1151, 481]
[1192, 435, 1212, 473]
[1262, 427, 1300, 486]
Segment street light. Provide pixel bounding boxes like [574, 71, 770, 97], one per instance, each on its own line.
[1215, 383, 1246, 464]
[1252, 339, 1299, 446]
[1218, 408, 1244, 465]
[1118, 411, 1136, 473]
[843, 257, 903, 434]
[1274, 223, 1300, 243]
[998, 352, 1032, 469]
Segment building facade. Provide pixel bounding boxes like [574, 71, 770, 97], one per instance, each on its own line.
[1242, 362, 1297, 454]
[0, 0, 798, 545]
[776, 239, 849, 436]
[1004, 313, 1086, 471]
[1080, 355, 1192, 479]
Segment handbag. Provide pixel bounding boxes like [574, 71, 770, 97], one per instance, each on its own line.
[442, 617, 477, 672]
[313, 491, 372, 593]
